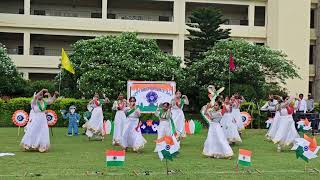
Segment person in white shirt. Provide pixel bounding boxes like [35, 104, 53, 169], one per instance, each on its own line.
[294, 94, 307, 113]
[306, 94, 314, 113]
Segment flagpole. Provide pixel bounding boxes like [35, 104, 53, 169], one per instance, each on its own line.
[228, 69, 231, 96]
[59, 58, 62, 95]
[166, 159, 169, 175]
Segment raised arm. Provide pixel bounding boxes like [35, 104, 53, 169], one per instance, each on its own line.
[182, 95, 189, 105]
[46, 91, 59, 105]
[31, 89, 47, 105]
[102, 94, 110, 104]
[112, 101, 118, 111]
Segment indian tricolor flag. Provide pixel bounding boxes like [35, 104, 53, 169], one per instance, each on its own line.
[238, 149, 252, 166]
[105, 150, 125, 167]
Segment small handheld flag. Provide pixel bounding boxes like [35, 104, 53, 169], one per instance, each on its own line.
[238, 149, 252, 166]
[155, 136, 179, 161]
[61, 48, 75, 74]
[291, 134, 320, 162]
[105, 150, 125, 167]
[297, 118, 312, 132]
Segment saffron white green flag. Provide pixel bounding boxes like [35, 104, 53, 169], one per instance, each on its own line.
[105, 150, 125, 166]
[291, 134, 320, 162]
[238, 149, 252, 166]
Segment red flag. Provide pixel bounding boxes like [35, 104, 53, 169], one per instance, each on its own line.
[229, 50, 235, 71]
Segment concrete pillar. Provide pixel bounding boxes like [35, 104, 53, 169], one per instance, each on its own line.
[173, 0, 186, 62]
[24, 0, 30, 15]
[23, 32, 30, 55]
[314, 1, 320, 101]
[102, 0, 108, 19]
[248, 4, 255, 26]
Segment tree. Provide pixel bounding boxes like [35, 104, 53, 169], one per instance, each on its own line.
[58, 33, 183, 98]
[186, 7, 231, 64]
[181, 39, 299, 109]
[0, 44, 27, 97]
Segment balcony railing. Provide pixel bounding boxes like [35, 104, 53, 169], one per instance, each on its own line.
[30, 48, 73, 56]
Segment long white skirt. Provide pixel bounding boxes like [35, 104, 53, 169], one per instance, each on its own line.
[21, 112, 50, 152]
[221, 113, 242, 143]
[232, 108, 244, 131]
[203, 122, 233, 158]
[154, 121, 173, 152]
[112, 110, 126, 145]
[266, 112, 280, 140]
[172, 108, 186, 138]
[86, 106, 104, 139]
[272, 115, 299, 146]
[121, 118, 147, 151]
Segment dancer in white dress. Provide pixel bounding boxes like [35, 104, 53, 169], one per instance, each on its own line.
[266, 95, 281, 140]
[271, 96, 300, 152]
[112, 93, 128, 146]
[202, 101, 233, 158]
[220, 97, 242, 144]
[231, 94, 245, 132]
[21, 89, 59, 152]
[85, 93, 110, 140]
[121, 97, 146, 152]
[171, 90, 189, 140]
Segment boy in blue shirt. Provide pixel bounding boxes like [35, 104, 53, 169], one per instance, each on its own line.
[62, 105, 81, 136]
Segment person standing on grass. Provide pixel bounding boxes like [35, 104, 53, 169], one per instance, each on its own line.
[272, 96, 300, 152]
[220, 96, 242, 144]
[231, 94, 245, 133]
[112, 93, 128, 146]
[85, 93, 110, 140]
[121, 97, 146, 152]
[171, 90, 189, 140]
[202, 101, 233, 159]
[21, 89, 59, 152]
[61, 105, 81, 136]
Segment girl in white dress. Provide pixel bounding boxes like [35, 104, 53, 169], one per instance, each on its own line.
[121, 97, 146, 152]
[266, 95, 281, 140]
[85, 93, 110, 140]
[112, 93, 128, 145]
[21, 89, 59, 152]
[202, 101, 233, 158]
[171, 90, 189, 140]
[220, 97, 242, 144]
[231, 95, 245, 132]
[271, 96, 299, 152]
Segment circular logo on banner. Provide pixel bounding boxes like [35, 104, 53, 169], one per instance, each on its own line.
[240, 112, 253, 127]
[12, 110, 29, 127]
[146, 91, 158, 104]
[46, 110, 58, 126]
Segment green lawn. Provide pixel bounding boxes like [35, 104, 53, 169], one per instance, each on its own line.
[0, 128, 320, 180]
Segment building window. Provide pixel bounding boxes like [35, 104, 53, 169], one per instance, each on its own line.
[107, 13, 116, 19]
[18, 9, 24, 14]
[309, 81, 313, 94]
[33, 47, 45, 55]
[240, 20, 248, 26]
[311, 9, 315, 28]
[254, 6, 265, 26]
[159, 16, 170, 22]
[29, 73, 58, 81]
[310, 45, 314, 64]
[34, 10, 46, 16]
[255, 42, 265, 46]
[91, 13, 102, 18]
[18, 46, 23, 55]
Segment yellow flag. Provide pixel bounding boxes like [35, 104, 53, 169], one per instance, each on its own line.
[61, 48, 75, 74]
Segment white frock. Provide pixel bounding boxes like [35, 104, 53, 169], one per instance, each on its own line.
[272, 108, 300, 146]
[266, 111, 280, 140]
[121, 107, 146, 151]
[203, 109, 233, 158]
[112, 100, 127, 145]
[220, 105, 242, 143]
[232, 103, 244, 131]
[86, 100, 104, 139]
[171, 99, 186, 138]
[21, 100, 50, 152]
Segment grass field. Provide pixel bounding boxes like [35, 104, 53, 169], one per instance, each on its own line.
[0, 128, 320, 180]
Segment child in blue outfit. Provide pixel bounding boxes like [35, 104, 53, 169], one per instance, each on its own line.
[62, 105, 81, 136]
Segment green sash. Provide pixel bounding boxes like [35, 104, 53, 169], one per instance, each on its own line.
[37, 100, 47, 112]
[127, 107, 136, 116]
[176, 98, 185, 108]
